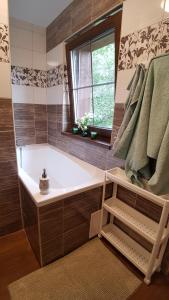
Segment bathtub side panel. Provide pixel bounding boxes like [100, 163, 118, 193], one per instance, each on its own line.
[20, 181, 41, 264]
[39, 199, 64, 266]
[63, 186, 103, 255]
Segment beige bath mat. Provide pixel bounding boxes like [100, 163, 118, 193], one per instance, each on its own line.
[9, 238, 141, 300]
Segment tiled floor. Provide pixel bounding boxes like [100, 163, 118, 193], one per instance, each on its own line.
[0, 230, 169, 300]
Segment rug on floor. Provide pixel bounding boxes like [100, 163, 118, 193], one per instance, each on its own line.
[8, 238, 141, 300]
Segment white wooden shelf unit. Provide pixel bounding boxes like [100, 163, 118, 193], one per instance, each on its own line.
[99, 167, 169, 285]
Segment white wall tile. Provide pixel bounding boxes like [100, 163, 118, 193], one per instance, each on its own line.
[9, 17, 33, 31]
[32, 24, 46, 34]
[0, 63, 11, 99]
[0, 0, 9, 24]
[11, 47, 33, 68]
[47, 86, 64, 105]
[33, 51, 46, 70]
[46, 47, 58, 69]
[121, 0, 164, 36]
[63, 91, 70, 105]
[46, 43, 66, 69]
[33, 87, 46, 104]
[32, 32, 46, 53]
[10, 27, 33, 50]
[57, 43, 66, 65]
[12, 85, 34, 103]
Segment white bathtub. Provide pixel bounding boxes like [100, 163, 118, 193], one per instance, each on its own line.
[17, 144, 104, 206]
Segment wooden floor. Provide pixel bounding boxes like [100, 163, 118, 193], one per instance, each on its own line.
[0, 230, 169, 300]
[0, 230, 39, 300]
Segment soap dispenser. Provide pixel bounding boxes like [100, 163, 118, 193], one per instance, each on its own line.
[39, 169, 49, 195]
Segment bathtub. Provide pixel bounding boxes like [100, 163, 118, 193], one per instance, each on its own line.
[17, 144, 105, 207]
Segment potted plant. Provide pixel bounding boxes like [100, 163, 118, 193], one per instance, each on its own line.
[77, 113, 91, 137]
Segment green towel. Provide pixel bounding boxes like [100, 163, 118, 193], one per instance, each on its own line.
[114, 64, 146, 159]
[126, 54, 169, 195]
[114, 54, 169, 195]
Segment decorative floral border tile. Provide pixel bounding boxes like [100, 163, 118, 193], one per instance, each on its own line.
[118, 18, 169, 71]
[11, 66, 47, 87]
[0, 23, 10, 63]
[47, 65, 68, 87]
[11, 64, 68, 88]
[159, 18, 169, 54]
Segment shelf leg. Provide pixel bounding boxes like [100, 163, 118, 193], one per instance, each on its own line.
[99, 172, 106, 238]
[145, 201, 169, 282]
[144, 277, 151, 285]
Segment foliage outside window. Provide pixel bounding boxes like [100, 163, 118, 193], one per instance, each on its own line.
[71, 31, 115, 129]
[66, 11, 122, 139]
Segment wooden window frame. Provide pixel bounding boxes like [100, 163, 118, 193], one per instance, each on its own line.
[66, 10, 122, 142]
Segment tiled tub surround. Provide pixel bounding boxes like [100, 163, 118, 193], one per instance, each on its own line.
[20, 181, 105, 266]
[17, 144, 107, 265]
[18, 142, 169, 271]
[0, 98, 22, 236]
[13, 103, 47, 146]
[47, 102, 125, 170]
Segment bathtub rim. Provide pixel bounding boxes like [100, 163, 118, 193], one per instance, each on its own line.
[17, 144, 105, 207]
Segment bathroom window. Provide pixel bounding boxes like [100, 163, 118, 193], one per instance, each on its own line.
[66, 11, 122, 140]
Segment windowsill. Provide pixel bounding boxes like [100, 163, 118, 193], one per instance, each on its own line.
[61, 131, 112, 150]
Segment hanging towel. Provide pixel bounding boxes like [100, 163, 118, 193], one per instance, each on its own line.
[125, 53, 169, 195]
[114, 64, 146, 159]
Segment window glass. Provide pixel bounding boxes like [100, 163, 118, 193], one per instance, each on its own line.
[71, 30, 115, 129]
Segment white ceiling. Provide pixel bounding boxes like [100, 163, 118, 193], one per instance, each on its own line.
[9, 0, 73, 27]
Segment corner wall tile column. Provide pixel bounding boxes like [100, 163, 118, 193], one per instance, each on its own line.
[10, 17, 48, 146]
[0, 0, 22, 236]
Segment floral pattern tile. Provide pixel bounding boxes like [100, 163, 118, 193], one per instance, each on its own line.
[0, 23, 10, 63]
[11, 64, 68, 88]
[159, 18, 169, 54]
[118, 18, 169, 71]
[11, 66, 47, 87]
[47, 65, 68, 87]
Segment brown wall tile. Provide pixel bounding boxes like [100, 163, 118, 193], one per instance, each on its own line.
[13, 103, 47, 146]
[0, 99, 21, 236]
[91, 0, 123, 21]
[0, 188, 22, 236]
[47, 104, 124, 170]
[20, 182, 41, 263]
[117, 185, 162, 223]
[41, 234, 63, 266]
[136, 195, 162, 223]
[105, 183, 114, 199]
[64, 222, 89, 255]
[0, 99, 14, 131]
[39, 200, 64, 265]
[117, 185, 137, 207]
[47, 6, 72, 52]
[21, 180, 103, 266]
[46, 0, 123, 51]
[71, 0, 92, 33]
[64, 187, 102, 233]
[0, 131, 16, 162]
[114, 218, 153, 252]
